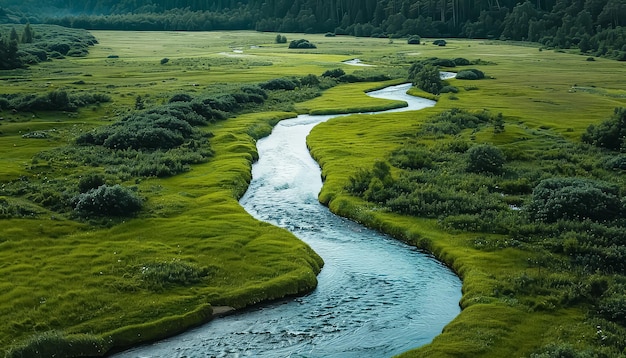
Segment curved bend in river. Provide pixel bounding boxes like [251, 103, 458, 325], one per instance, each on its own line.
[113, 84, 462, 358]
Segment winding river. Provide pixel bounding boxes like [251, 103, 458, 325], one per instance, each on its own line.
[113, 84, 462, 358]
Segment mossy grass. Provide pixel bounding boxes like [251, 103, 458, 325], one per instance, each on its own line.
[2, 31, 626, 356]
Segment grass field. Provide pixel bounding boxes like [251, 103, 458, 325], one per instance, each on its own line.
[1, 30, 626, 356]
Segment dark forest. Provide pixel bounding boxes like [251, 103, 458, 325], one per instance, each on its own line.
[1, 0, 625, 59]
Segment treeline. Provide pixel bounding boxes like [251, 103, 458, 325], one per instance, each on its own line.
[1, 0, 625, 59]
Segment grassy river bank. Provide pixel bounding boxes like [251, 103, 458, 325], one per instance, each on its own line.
[1, 30, 625, 356]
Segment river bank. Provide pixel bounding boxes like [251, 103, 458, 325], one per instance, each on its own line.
[111, 83, 461, 358]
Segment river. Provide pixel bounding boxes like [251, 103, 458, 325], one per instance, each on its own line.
[112, 83, 462, 358]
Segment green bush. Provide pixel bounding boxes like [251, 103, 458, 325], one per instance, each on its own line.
[527, 177, 622, 222]
[408, 63, 443, 94]
[288, 39, 316, 49]
[275, 34, 287, 43]
[582, 107, 626, 151]
[73, 184, 142, 217]
[321, 68, 345, 78]
[407, 35, 421, 44]
[440, 85, 459, 93]
[78, 173, 106, 193]
[169, 93, 192, 103]
[433, 39, 447, 46]
[604, 154, 626, 170]
[456, 68, 486, 80]
[260, 77, 298, 90]
[466, 144, 506, 174]
[453, 57, 471, 65]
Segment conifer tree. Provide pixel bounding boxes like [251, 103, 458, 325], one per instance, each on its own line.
[21, 23, 34, 43]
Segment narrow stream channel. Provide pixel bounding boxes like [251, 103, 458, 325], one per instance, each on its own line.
[113, 84, 462, 358]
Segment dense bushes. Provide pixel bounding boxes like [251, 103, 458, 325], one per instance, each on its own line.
[260, 78, 298, 90]
[582, 107, 626, 151]
[321, 68, 345, 78]
[527, 178, 622, 222]
[408, 62, 443, 94]
[73, 184, 142, 217]
[466, 144, 506, 174]
[456, 69, 486, 80]
[0, 91, 111, 112]
[288, 39, 316, 49]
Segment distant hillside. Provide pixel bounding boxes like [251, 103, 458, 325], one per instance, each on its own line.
[1, 0, 625, 59]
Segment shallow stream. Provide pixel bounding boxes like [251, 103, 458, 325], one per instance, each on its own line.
[113, 84, 462, 358]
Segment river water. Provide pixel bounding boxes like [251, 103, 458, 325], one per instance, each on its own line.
[112, 84, 462, 358]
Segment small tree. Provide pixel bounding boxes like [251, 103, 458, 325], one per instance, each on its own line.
[275, 34, 287, 43]
[160, 57, 169, 65]
[9, 27, 19, 42]
[409, 63, 443, 94]
[582, 107, 626, 151]
[0, 34, 21, 70]
[21, 23, 34, 43]
[466, 144, 505, 174]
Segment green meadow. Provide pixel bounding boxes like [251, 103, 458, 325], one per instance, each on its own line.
[1, 30, 626, 356]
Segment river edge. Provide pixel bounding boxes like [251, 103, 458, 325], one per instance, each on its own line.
[105, 82, 460, 358]
[100, 81, 459, 358]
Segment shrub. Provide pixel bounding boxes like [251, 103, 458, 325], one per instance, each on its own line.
[582, 107, 626, 151]
[598, 291, 626, 326]
[275, 34, 287, 43]
[240, 85, 268, 99]
[288, 39, 316, 49]
[160, 57, 169, 64]
[321, 68, 345, 78]
[428, 57, 456, 67]
[527, 177, 622, 222]
[408, 35, 421, 44]
[78, 173, 106, 193]
[604, 155, 626, 170]
[47, 42, 70, 55]
[260, 77, 298, 90]
[466, 144, 506, 174]
[300, 74, 320, 86]
[169, 93, 192, 103]
[456, 69, 486, 80]
[408, 63, 443, 94]
[433, 39, 447, 46]
[440, 85, 459, 93]
[73, 184, 142, 217]
[453, 57, 471, 65]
